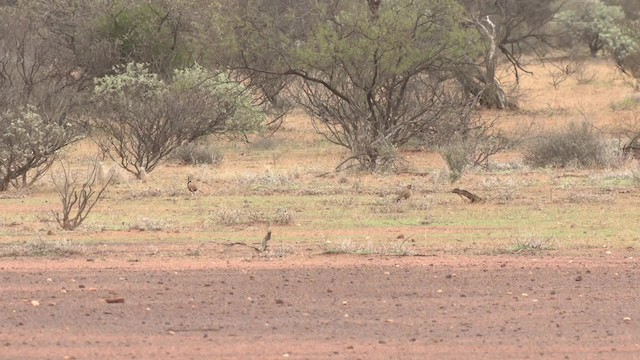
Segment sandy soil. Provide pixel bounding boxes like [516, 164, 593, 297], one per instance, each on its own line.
[2, 247, 640, 360]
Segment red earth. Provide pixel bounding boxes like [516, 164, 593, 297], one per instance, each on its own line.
[1, 245, 640, 359]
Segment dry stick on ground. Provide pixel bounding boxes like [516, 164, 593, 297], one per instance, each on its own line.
[52, 160, 112, 230]
[451, 188, 483, 203]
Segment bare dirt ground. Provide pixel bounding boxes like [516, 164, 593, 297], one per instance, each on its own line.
[2, 245, 640, 360]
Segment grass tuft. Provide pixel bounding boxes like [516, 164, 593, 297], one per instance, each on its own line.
[0, 239, 85, 257]
[508, 235, 554, 253]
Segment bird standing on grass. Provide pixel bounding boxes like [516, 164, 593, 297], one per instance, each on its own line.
[187, 177, 198, 194]
[396, 184, 412, 202]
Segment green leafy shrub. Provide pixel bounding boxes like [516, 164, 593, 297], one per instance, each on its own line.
[93, 63, 263, 178]
[0, 106, 82, 191]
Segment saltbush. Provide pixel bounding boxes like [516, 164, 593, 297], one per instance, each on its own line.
[524, 121, 611, 168]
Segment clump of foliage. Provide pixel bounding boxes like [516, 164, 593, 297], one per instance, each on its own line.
[524, 121, 612, 168]
[92, 62, 263, 179]
[0, 107, 83, 191]
[215, 0, 482, 171]
[440, 144, 468, 183]
[94, 2, 199, 76]
[171, 142, 224, 165]
[556, 1, 636, 58]
[0, 3, 88, 191]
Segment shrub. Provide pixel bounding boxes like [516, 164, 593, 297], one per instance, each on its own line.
[51, 160, 111, 231]
[92, 63, 263, 179]
[0, 107, 83, 191]
[94, 2, 195, 76]
[439, 144, 468, 183]
[524, 121, 611, 168]
[171, 143, 224, 165]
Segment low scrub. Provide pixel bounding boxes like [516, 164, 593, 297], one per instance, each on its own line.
[0, 239, 85, 257]
[171, 143, 224, 165]
[323, 239, 415, 256]
[524, 121, 612, 168]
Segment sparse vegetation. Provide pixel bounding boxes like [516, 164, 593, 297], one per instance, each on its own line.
[92, 63, 262, 179]
[610, 95, 640, 111]
[440, 144, 468, 183]
[215, 0, 481, 171]
[214, 207, 293, 227]
[129, 217, 171, 231]
[51, 160, 111, 231]
[273, 208, 294, 226]
[0, 239, 85, 257]
[171, 142, 224, 165]
[508, 234, 555, 253]
[524, 121, 613, 168]
[3, 0, 640, 259]
[323, 238, 416, 256]
[0, 107, 84, 191]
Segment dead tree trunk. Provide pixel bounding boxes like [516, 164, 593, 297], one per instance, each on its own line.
[458, 16, 508, 109]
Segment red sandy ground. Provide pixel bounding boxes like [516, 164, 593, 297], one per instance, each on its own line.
[1, 247, 640, 360]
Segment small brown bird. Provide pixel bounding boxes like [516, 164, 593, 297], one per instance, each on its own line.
[187, 177, 198, 194]
[395, 184, 412, 202]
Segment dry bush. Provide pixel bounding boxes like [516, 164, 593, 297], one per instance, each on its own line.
[439, 144, 468, 183]
[272, 208, 293, 225]
[609, 95, 640, 112]
[524, 121, 613, 168]
[250, 136, 284, 151]
[323, 238, 415, 256]
[509, 234, 554, 253]
[129, 217, 171, 231]
[171, 142, 224, 165]
[215, 208, 246, 226]
[214, 207, 293, 226]
[51, 161, 111, 231]
[547, 59, 574, 89]
[546, 55, 595, 88]
[433, 114, 527, 182]
[236, 170, 295, 190]
[214, 208, 269, 226]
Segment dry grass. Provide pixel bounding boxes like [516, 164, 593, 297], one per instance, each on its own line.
[1, 58, 640, 256]
[0, 239, 85, 257]
[323, 238, 417, 256]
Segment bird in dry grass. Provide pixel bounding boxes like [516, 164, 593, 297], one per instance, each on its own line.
[187, 177, 198, 194]
[395, 184, 412, 202]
